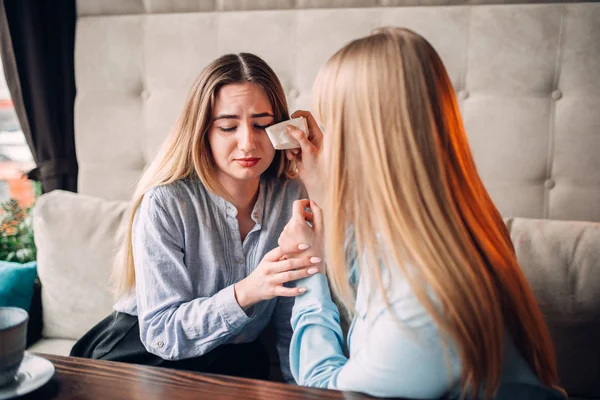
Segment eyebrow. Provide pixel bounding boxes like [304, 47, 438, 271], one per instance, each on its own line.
[213, 112, 274, 121]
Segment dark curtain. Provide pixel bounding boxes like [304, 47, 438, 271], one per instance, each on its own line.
[0, 0, 78, 192]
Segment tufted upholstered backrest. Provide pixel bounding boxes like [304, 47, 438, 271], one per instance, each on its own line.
[74, 1, 600, 222]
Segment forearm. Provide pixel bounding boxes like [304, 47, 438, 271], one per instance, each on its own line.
[139, 284, 254, 360]
[290, 274, 347, 387]
[291, 274, 456, 398]
[234, 278, 259, 311]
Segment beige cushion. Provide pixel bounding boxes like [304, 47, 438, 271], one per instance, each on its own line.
[33, 190, 129, 340]
[73, 2, 600, 222]
[32, 189, 599, 394]
[27, 338, 76, 356]
[506, 217, 600, 398]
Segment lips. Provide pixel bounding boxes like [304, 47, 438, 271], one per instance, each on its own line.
[235, 157, 261, 168]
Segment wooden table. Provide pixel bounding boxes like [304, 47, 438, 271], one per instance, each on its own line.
[20, 354, 376, 400]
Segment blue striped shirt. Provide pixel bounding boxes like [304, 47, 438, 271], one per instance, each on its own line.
[114, 176, 305, 382]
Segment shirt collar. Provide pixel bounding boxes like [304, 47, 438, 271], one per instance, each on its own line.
[205, 177, 267, 223]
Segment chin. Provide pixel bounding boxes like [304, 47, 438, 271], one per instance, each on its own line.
[233, 172, 262, 181]
[229, 167, 267, 181]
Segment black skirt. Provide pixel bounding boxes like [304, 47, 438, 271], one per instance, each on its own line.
[70, 312, 270, 380]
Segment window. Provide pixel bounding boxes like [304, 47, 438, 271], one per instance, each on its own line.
[0, 56, 36, 208]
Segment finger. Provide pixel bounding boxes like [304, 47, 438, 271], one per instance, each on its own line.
[309, 200, 324, 234]
[273, 256, 321, 273]
[278, 235, 309, 255]
[263, 246, 283, 262]
[286, 125, 314, 152]
[285, 149, 297, 161]
[292, 200, 316, 224]
[303, 210, 314, 224]
[277, 237, 310, 253]
[293, 199, 311, 222]
[291, 110, 309, 119]
[290, 110, 323, 141]
[275, 286, 308, 297]
[279, 235, 313, 255]
[274, 267, 319, 285]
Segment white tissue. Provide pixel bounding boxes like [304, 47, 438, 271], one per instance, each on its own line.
[265, 117, 307, 150]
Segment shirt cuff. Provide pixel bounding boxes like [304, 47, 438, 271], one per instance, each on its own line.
[293, 273, 331, 310]
[216, 284, 254, 331]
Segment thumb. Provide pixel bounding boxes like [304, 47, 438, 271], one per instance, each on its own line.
[264, 246, 283, 262]
[293, 199, 311, 222]
[286, 125, 313, 151]
[309, 200, 324, 234]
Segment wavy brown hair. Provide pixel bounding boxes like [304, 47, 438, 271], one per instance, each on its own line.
[314, 27, 561, 399]
[113, 53, 295, 299]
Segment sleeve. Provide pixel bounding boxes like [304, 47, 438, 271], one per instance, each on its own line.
[132, 191, 254, 360]
[272, 294, 296, 383]
[265, 178, 307, 383]
[289, 274, 455, 399]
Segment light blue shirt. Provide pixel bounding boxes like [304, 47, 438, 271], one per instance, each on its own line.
[114, 176, 305, 382]
[290, 262, 560, 398]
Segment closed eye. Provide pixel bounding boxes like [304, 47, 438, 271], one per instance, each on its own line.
[218, 124, 271, 132]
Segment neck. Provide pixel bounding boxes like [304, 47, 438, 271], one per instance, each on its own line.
[219, 174, 260, 214]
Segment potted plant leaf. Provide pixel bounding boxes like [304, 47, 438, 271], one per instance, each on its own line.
[0, 198, 36, 263]
[0, 181, 41, 313]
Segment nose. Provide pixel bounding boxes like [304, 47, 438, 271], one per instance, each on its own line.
[238, 123, 256, 152]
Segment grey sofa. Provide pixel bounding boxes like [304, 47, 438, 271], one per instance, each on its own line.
[30, 1, 600, 398]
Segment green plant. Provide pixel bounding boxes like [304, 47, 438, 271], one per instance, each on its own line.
[0, 182, 40, 263]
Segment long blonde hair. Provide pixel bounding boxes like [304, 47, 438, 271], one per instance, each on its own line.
[113, 53, 295, 299]
[315, 27, 561, 398]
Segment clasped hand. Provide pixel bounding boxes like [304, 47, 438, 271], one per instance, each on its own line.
[234, 199, 325, 310]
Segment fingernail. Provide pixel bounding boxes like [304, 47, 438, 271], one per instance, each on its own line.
[307, 267, 318, 275]
[310, 257, 322, 264]
[298, 287, 307, 293]
[292, 149, 299, 155]
[298, 244, 310, 250]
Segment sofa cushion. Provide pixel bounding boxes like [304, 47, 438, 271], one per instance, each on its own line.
[505, 217, 600, 398]
[33, 190, 129, 340]
[0, 260, 37, 311]
[27, 338, 76, 356]
[32, 191, 600, 395]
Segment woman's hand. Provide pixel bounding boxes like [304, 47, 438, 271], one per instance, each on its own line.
[278, 199, 325, 275]
[285, 110, 324, 206]
[234, 246, 321, 310]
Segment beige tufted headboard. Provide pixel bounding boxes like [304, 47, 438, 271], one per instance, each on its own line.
[74, 0, 600, 222]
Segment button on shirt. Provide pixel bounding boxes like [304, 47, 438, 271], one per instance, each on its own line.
[114, 176, 306, 382]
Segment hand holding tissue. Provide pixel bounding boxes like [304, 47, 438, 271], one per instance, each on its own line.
[265, 117, 307, 150]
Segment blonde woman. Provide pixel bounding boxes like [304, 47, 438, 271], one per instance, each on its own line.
[278, 28, 566, 398]
[70, 53, 321, 381]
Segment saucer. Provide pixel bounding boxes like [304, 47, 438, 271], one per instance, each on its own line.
[0, 353, 55, 399]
